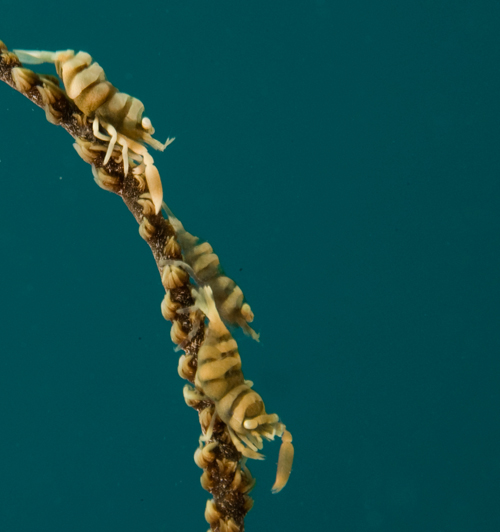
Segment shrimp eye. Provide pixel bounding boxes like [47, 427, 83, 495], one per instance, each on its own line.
[141, 116, 152, 131]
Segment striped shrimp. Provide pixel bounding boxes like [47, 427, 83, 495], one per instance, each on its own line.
[193, 286, 293, 493]
[163, 202, 259, 341]
[13, 48, 174, 214]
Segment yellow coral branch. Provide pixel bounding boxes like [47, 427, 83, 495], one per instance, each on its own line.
[0, 40, 292, 532]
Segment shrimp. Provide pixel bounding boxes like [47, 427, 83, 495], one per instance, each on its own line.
[13, 48, 174, 214]
[163, 202, 259, 341]
[193, 286, 293, 492]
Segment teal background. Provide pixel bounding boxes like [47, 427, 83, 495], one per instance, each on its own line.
[1, 1, 499, 531]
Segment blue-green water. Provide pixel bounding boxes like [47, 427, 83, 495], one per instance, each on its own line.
[0, 1, 499, 531]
